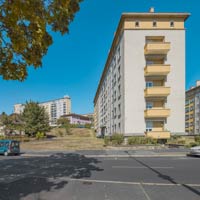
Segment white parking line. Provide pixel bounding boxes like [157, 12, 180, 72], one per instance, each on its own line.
[112, 166, 174, 169]
[52, 177, 200, 188]
[139, 184, 152, 200]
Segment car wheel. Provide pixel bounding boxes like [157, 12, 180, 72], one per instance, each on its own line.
[4, 151, 8, 156]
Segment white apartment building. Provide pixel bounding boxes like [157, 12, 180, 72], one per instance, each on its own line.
[14, 95, 71, 126]
[94, 8, 190, 139]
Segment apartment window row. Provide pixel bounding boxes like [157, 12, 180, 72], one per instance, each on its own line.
[112, 86, 121, 103]
[112, 123, 121, 133]
[135, 21, 174, 27]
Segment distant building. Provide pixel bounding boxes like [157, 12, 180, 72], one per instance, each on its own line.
[94, 8, 189, 138]
[82, 113, 94, 122]
[14, 104, 25, 114]
[14, 96, 71, 126]
[61, 113, 92, 125]
[186, 81, 200, 135]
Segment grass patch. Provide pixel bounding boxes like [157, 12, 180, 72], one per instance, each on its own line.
[21, 128, 105, 150]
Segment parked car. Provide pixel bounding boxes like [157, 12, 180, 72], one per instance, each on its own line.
[188, 146, 200, 157]
[0, 140, 20, 156]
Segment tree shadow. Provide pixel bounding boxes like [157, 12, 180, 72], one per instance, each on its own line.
[124, 151, 200, 197]
[0, 153, 103, 200]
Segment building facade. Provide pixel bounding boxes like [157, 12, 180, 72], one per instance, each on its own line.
[61, 113, 92, 125]
[186, 81, 200, 135]
[94, 8, 189, 139]
[14, 96, 71, 126]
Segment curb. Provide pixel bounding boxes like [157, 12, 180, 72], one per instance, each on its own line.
[84, 154, 187, 158]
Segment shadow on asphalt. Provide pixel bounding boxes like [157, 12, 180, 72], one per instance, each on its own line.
[0, 153, 103, 200]
[124, 151, 200, 197]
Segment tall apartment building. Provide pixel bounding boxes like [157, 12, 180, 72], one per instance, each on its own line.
[94, 8, 189, 139]
[14, 96, 71, 126]
[186, 81, 200, 135]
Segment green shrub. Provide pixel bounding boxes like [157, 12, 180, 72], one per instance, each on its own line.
[188, 142, 198, 148]
[110, 134, 124, 145]
[177, 140, 186, 145]
[0, 135, 5, 140]
[85, 124, 92, 129]
[35, 132, 45, 140]
[128, 136, 158, 145]
[195, 136, 200, 143]
[70, 124, 79, 128]
[171, 135, 181, 140]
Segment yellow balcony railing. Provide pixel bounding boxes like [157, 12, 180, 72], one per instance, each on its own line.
[144, 65, 170, 76]
[144, 42, 170, 55]
[144, 108, 170, 118]
[145, 131, 171, 139]
[144, 87, 170, 98]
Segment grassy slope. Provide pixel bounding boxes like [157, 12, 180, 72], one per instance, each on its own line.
[21, 128, 105, 151]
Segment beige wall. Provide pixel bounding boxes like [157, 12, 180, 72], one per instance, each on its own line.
[124, 18, 185, 30]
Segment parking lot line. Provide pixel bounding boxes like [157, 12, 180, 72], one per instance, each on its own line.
[52, 177, 200, 188]
[139, 184, 152, 200]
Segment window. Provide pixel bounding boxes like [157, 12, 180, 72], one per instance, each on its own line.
[118, 123, 121, 131]
[135, 21, 139, 27]
[146, 81, 153, 88]
[118, 85, 121, 99]
[118, 66, 121, 80]
[114, 90, 117, 102]
[118, 104, 121, 118]
[146, 60, 154, 65]
[118, 46, 121, 62]
[146, 102, 153, 110]
[114, 107, 117, 119]
[113, 56, 116, 69]
[170, 21, 174, 27]
[146, 121, 153, 132]
[153, 21, 157, 27]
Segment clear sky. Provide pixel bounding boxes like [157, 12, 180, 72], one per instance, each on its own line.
[0, 0, 199, 114]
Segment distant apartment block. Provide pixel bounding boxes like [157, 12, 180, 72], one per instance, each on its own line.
[94, 8, 189, 139]
[14, 96, 71, 126]
[61, 113, 92, 125]
[14, 104, 25, 114]
[186, 81, 200, 135]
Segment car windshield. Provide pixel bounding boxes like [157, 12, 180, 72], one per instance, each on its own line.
[11, 141, 19, 147]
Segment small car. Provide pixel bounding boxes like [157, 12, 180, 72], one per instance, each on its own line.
[188, 146, 200, 157]
[0, 140, 20, 156]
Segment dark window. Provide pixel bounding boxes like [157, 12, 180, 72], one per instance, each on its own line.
[135, 21, 139, 27]
[170, 21, 174, 27]
[153, 21, 157, 27]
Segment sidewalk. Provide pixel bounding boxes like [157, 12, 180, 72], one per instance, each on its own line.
[21, 148, 189, 158]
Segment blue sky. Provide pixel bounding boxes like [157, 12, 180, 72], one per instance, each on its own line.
[0, 0, 199, 114]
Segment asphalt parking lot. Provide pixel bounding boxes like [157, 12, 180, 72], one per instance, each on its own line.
[0, 151, 200, 200]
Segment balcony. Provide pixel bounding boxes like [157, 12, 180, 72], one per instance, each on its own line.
[144, 87, 170, 98]
[144, 65, 170, 76]
[144, 42, 170, 55]
[144, 108, 170, 118]
[145, 131, 170, 139]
